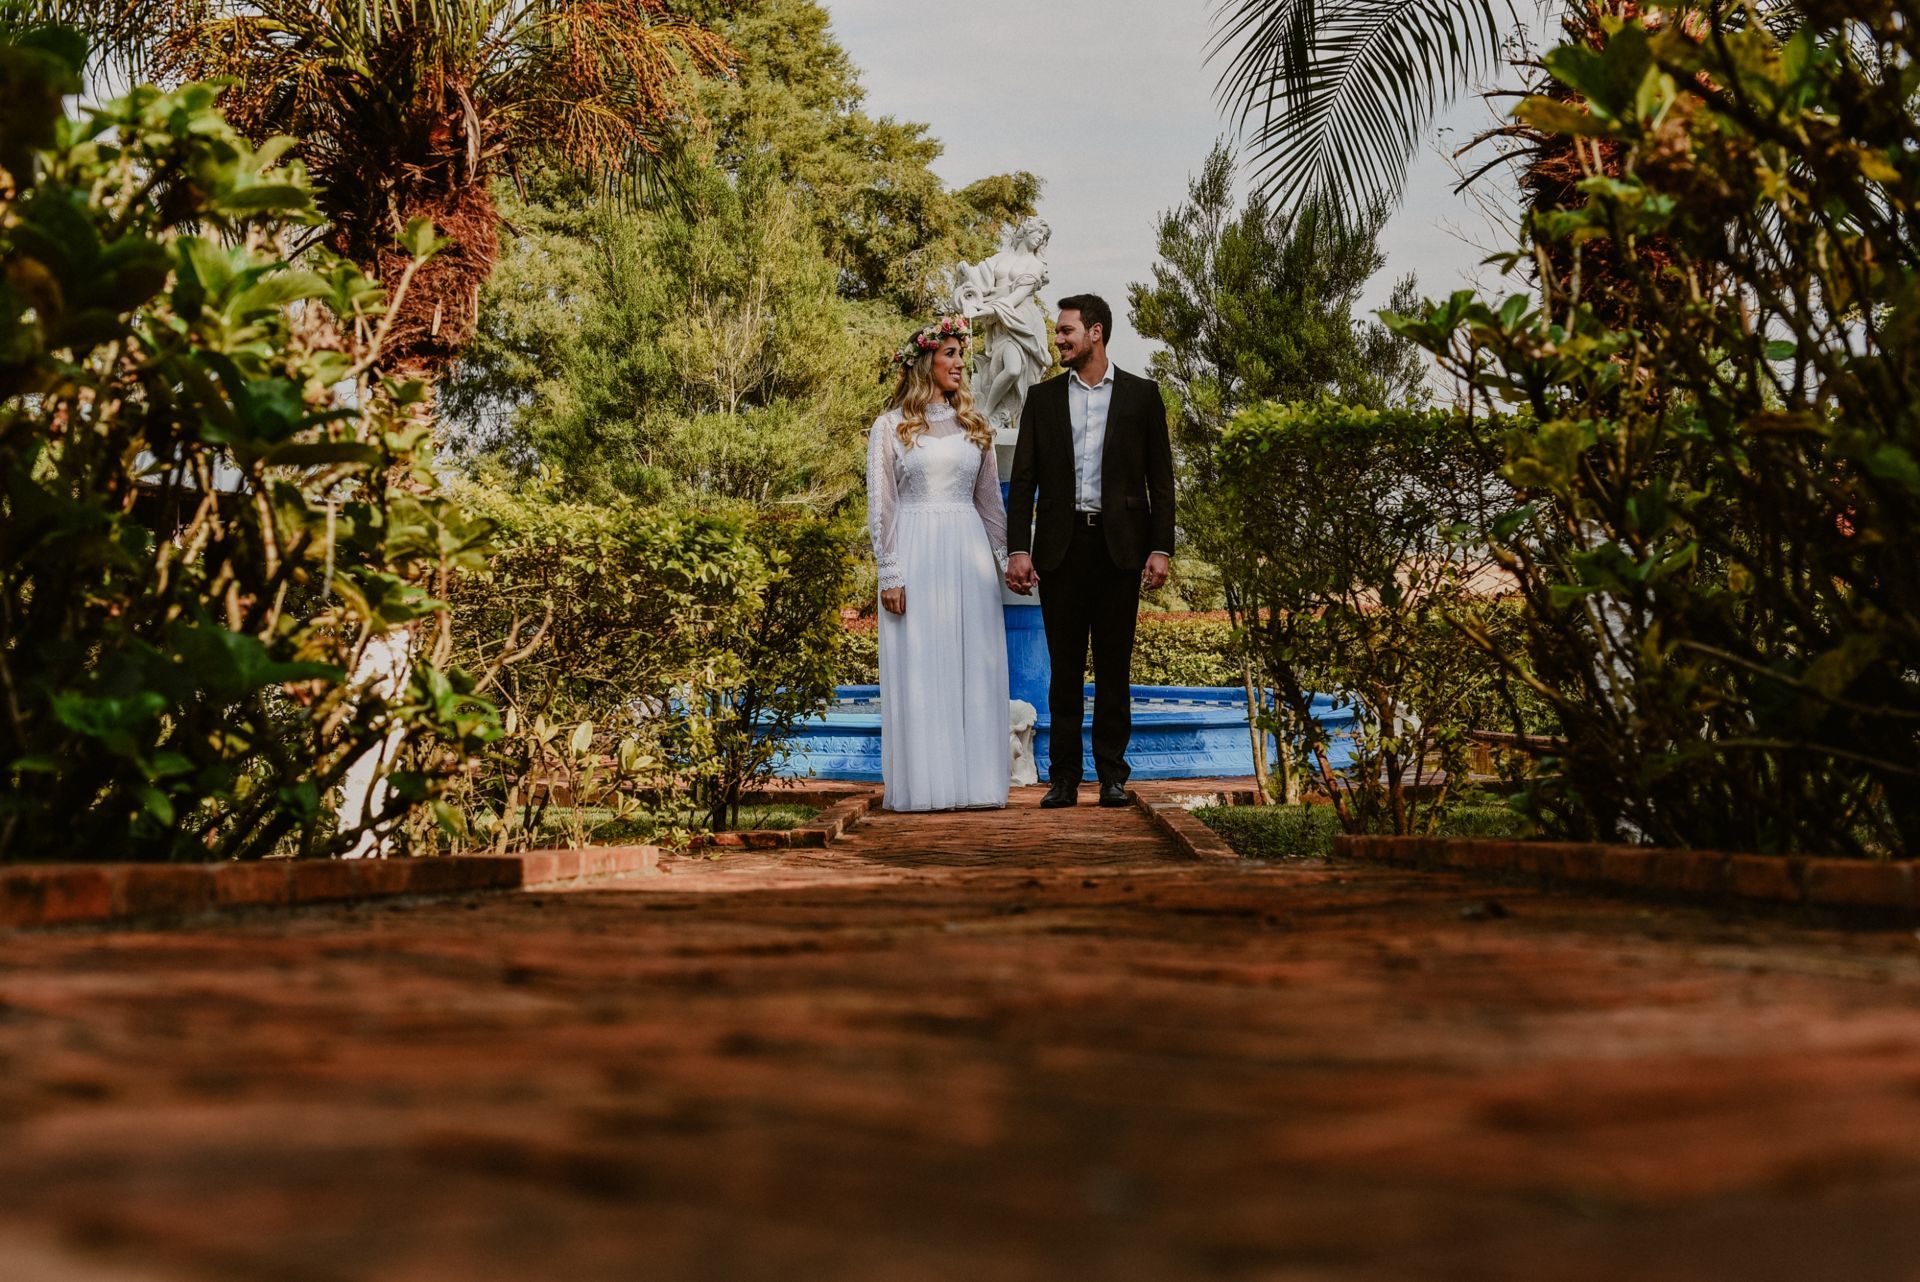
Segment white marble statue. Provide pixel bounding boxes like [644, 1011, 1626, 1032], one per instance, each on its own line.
[951, 218, 1053, 433]
[337, 625, 414, 858]
[1009, 698, 1039, 787]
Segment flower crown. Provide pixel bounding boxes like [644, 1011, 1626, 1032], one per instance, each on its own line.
[886, 314, 971, 378]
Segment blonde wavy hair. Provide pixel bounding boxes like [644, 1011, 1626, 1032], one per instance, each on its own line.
[889, 332, 994, 451]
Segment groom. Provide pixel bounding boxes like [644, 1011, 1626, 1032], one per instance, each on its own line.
[1005, 295, 1176, 808]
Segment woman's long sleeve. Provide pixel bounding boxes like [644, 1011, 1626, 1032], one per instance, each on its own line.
[974, 441, 1010, 574]
[867, 419, 904, 591]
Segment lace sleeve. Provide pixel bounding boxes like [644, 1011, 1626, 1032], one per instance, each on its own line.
[974, 440, 1009, 573]
[867, 417, 904, 591]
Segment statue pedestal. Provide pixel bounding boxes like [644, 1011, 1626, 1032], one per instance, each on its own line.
[996, 428, 1052, 710]
[1005, 601, 1050, 709]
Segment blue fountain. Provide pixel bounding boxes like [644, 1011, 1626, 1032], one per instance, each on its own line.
[777, 436, 1355, 784]
[780, 682, 1355, 783]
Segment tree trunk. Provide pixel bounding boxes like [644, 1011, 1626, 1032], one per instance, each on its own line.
[1274, 699, 1301, 805]
[1240, 659, 1272, 806]
[367, 177, 499, 382]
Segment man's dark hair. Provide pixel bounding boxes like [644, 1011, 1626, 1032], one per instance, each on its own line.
[1056, 294, 1113, 347]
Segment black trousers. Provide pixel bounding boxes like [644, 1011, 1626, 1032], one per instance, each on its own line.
[1041, 519, 1141, 785]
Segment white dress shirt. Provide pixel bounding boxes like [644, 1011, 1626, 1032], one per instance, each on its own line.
[1067, 358, 1116, 512]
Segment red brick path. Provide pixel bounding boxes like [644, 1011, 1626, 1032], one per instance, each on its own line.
[3, 789, 1920, 1280]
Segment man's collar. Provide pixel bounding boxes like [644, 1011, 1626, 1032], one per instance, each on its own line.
[1069, 357, 1116, 392]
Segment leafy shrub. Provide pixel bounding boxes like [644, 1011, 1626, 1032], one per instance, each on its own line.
[1433, 800, 1538, 842]
[1391, 6, 1920, 856]
[439, 482, 765, 850]
[1128, 614, 1241, 687]
[0, 34, 498, 861]
[838, 620, 878, 686]
[688, 509, 858, 829]
[1212, 401, 1512, 833]
[440, 486, 855, 843]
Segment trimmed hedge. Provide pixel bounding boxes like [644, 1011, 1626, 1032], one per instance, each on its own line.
[1130, 614, 1240, 687]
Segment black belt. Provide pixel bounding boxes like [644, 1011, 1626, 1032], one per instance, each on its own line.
[1074, 510, 1103, 526]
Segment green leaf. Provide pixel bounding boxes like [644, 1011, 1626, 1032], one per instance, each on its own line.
[211, 184, 314, 217]
[398, 217, 450, 262]
[135, 785, 176, 827]
[261, 440, 383, 469]
[1513, 97, 1609, 138]
[51, 690, 167, 754]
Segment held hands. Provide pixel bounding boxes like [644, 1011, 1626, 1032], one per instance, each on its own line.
[881, 587, 906, 616]
[1142, 552, 1171, 592]
[1005, 553, 1037, 595]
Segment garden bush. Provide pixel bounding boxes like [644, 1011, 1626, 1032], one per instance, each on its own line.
[1129, 614, 1241, 688]
[838, 620, 879, 686]
[0, 34, 498, 861]
[441, 485, 855, 845]
[689, 509, 858, 829]
[440, 482, 763, 849]
[1391, 4, 1920, 857]
[1212, 400, 1512, 833]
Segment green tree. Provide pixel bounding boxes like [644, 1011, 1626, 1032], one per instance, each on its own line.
[684, 0, 1041, 314]
[1128, 141, 1425, 800]
[445, 0, 1041, 506]
[444, 163, 888, 507]
[1130, 142, 1424, 480]
[13, 0, 731, 380]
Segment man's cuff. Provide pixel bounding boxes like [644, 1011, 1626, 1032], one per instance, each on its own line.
[1149, 550, 1172, 559]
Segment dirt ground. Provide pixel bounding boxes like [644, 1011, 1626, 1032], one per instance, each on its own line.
[2, 789, 1918, 1282]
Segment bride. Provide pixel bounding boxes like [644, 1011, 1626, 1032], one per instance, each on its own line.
[866, 316, 1011, 812]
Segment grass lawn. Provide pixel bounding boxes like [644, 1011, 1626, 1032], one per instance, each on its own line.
[1196, 800, 1536, 860]
[530, 803, 818, 847]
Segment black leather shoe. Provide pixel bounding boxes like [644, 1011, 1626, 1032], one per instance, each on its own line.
[1098, 781, 1130, 808]
[1039, 780, 1079, 809]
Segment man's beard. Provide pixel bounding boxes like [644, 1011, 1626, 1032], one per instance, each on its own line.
[1060, 347, 1089, 370]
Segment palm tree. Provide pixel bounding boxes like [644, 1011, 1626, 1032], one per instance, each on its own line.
[1209, 0, 1518, 215]
[21, 0, 731, 380]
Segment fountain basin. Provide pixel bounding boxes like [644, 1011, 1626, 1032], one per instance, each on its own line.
[777, 685, 1358, 783]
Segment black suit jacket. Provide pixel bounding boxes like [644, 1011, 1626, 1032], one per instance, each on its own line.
[1006, 367, 1176, 573]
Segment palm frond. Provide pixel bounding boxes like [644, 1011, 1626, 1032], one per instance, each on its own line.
[4, 0, 217, 73]
[1209, 0, 1516, 215]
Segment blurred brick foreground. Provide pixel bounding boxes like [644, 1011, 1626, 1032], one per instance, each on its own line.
[2, 790, 1919, 1281]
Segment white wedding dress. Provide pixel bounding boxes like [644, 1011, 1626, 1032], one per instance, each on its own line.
[867, 402, 1011, 812]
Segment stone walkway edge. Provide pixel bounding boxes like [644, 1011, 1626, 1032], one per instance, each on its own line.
[1135, 795, 1241, 861]
[0, 787, 889, 932]
[0, 846, 663, 931]
[1337, 833, 1920, 919]
[689, 789, 882, 851]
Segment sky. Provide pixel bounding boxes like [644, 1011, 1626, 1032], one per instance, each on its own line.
[822, 0, 1531, 360]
